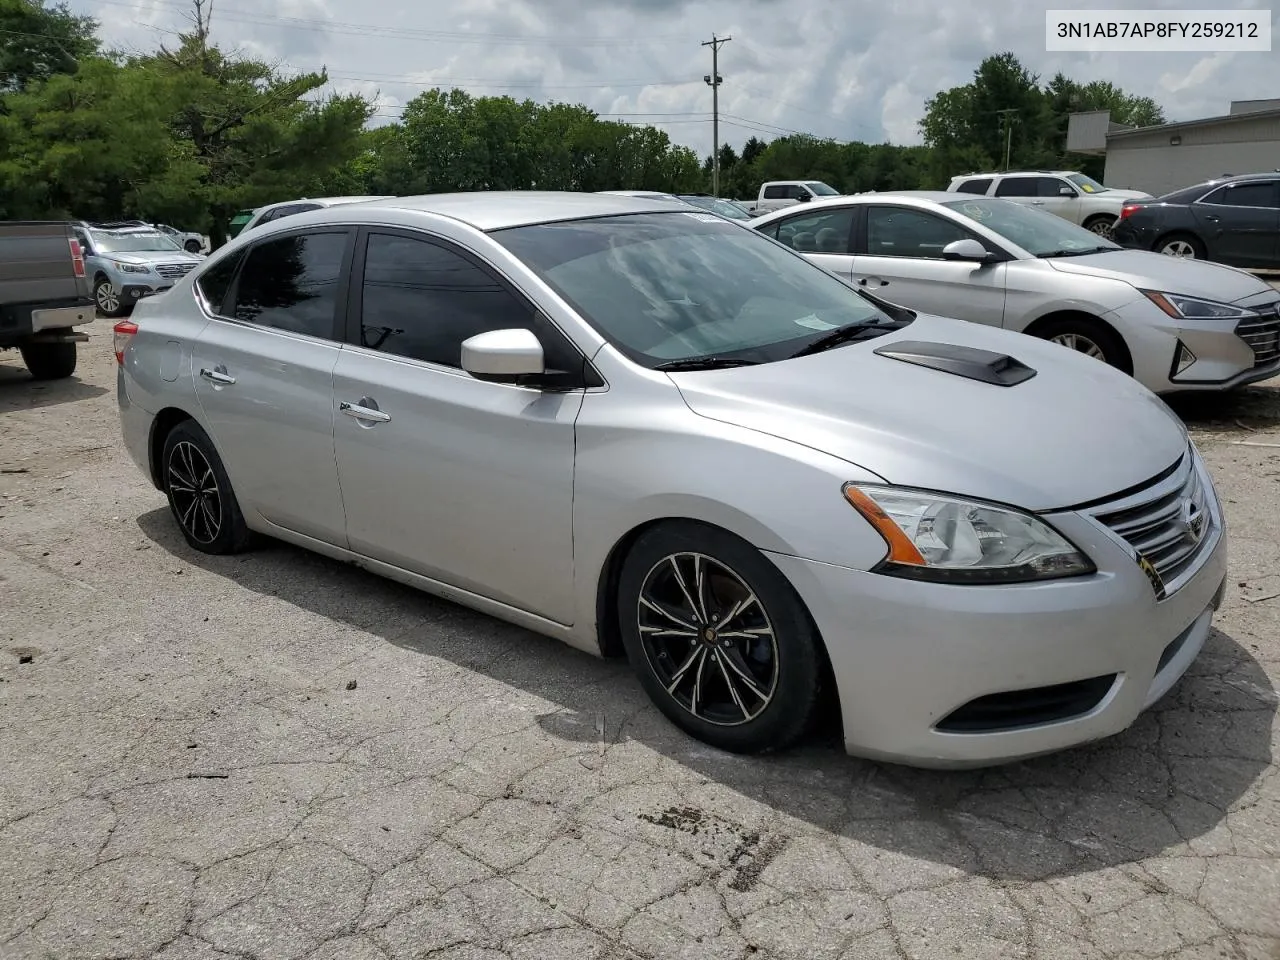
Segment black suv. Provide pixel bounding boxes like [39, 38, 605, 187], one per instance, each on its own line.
[1111, 172, 1279, 268]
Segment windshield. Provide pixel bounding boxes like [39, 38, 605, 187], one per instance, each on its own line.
[1066, 173, 1108, 194]
[941, 197, 1120, 258]
[678, 196, 752, 220]
[90, 231, 181, 254]
[807, 182, 840, 196]
[492, 212, 898, 367]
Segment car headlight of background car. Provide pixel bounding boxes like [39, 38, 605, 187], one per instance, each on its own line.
[112, 261, 152, 274]
[843, 484, 1095, 584]
[1141, 290, 1256, 321]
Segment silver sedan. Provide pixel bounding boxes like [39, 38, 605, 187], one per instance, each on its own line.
[115, 192, 1227, 767]
[749, 191, 1280, 394]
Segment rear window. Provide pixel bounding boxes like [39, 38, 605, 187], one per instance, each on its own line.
[954, 178, 993, 195]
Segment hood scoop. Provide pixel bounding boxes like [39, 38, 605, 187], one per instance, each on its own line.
[872, 340, 1036, 386]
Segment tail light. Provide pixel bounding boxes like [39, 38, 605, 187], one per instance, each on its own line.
[1119, 203, 1142, 220]
[69, 238, 85, 277]
[113, 320, 138, 366]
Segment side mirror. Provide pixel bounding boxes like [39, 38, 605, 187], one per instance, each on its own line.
[796, 193, 811, 203]
[942, 238, 992, 262]
[1059, 186, 1077, 197]
[461, 328, 545, 383]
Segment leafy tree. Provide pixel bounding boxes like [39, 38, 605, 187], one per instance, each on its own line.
[0, 0, 96, 93]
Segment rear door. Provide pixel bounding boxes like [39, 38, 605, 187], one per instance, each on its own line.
[190, 227, 353, 546]
[851, 204, 1008, 325]
[755, 205, 856, 279]
[1192, 180, 1279, 267]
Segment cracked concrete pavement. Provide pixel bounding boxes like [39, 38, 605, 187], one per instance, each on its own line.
[1, 325, 1279, 960]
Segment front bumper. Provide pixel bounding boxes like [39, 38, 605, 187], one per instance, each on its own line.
[1105, 297, 1280, 393]
[119, 282, 173, 304]
[768, 470, 1228, 768]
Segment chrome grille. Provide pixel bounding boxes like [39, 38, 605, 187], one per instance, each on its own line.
[1236, 308, 1280, 366]
[155, 262, 197, 281]
[1085, 452, 1214, 596]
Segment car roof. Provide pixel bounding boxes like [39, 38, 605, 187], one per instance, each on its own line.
[334, 191, 694, 231]
[258, 195, 394, 212]
[952, 170, 1079, 179]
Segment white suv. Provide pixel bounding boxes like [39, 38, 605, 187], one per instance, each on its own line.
[946, 171, 1150, 236]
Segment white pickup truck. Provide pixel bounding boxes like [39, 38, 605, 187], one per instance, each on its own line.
[747, 180, 842, 215]
[946, 171, 1152, 236]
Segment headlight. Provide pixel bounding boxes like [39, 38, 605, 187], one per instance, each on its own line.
[114, 262, 151, 274]
[1141, 290, 1254, 321]
[843, 484, 1095, 584]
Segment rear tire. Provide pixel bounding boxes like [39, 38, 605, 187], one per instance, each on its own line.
[617, 521, 824, 754]
[19, 341, 77, 380]
[161, 420, 253, 555]
[1033, 316, 1130, 373]
[1156, 233, 1204, 259]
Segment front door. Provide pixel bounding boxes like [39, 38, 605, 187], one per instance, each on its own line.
[331, 229, 582, 625]
[852, 205, 1008, 326]
[190, 228, 353, 546]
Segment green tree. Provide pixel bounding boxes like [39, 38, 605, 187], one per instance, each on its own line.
[0, 0, 97, 92]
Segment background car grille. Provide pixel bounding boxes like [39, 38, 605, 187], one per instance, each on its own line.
[1085, 453, 1213, 595]
[155, 262, 197, 281]
[1236, 311, 1280, 366]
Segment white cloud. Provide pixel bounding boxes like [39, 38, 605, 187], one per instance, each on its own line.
[75, 0, 1280, 154]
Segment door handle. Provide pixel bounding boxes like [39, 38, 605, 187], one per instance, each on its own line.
[858, 277, 889, 287]
[1204, 215, 1220, 222]
[339, 401, 391, 423]
[199, 367, 236, 385]
[1030, 200, 1046, 206]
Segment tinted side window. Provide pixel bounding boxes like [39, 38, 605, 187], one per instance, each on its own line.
[195, 251, 244, 315]
[774, 207, 854, 253]
[865, 207, 971, 258]
[359, 233, 576, 371]
[1039, 178, 1072, 197]
[1214, 182, 1277, 208]
[954, 178, 992, 195]
[994, 178, 1037, 198]
[231, 232, 347, 338]
[763, 185, 786, 199]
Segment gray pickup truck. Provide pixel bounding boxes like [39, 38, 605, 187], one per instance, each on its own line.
[0, 222, 95, 379]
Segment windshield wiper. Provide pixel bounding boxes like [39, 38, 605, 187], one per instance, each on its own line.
[653, 356, 761, 371]
[1037, 246, 1117, 258]
[789, 321, 894, 359]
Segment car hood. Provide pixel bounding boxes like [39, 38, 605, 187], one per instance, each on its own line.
[670, 314, 1187, 512]
[107, 252, 203, 266]
[1098, 188, 1151, 201]
[1045, 248, 1273, 304]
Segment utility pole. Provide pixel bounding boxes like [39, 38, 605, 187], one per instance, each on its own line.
[995, 108, 1018, 171]
[702, 34, 731, 196]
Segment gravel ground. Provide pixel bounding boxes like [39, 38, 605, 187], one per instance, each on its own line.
[1, 324, 1278, 960]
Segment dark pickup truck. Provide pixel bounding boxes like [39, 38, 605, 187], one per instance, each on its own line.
[1, 221, 96, 379]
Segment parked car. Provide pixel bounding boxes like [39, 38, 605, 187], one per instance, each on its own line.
[1111, 173, 1279, 267]
[151, 222, 207, 254]
[947, 171, 1152, 237]
[228, 208, 259, 239]
[116, 191, 1226, 768]
[72, 222, 205, 317]
[749, 192, 1280, 394]
[747, 180, 842, 215]
[677, 194, 754, 220]
[238, 196, 395, 236]
[0, 221, 94, 379]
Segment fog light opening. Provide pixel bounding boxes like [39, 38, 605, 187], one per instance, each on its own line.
[1173, 340, 1197, 377]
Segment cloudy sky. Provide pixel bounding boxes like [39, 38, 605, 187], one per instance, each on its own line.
[74, 0, 1278, 155]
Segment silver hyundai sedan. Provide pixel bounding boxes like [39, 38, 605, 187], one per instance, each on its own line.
[114, 192, 1228, 768]
[750, 191, 1280, 394]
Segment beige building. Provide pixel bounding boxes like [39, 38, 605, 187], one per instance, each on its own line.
[1067, 100, 1280, 197]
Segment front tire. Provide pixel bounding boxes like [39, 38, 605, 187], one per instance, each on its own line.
[184, 239, 202, 253]
[617, 522, 824, 754]
[161, 420, 252, 555]
[1083, 214, 1116, 238]
[1034, 316, 1130, 372]
[94, 277, 126, 317]
[19, 341, 77, 380]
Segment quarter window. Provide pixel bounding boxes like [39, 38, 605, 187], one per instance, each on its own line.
[195, 251, 244, 315]
[773, 208, 854, 253]
[865, 207, 972, 258]
[358, 232, 577, 371]
[230, 231, 348, 339]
